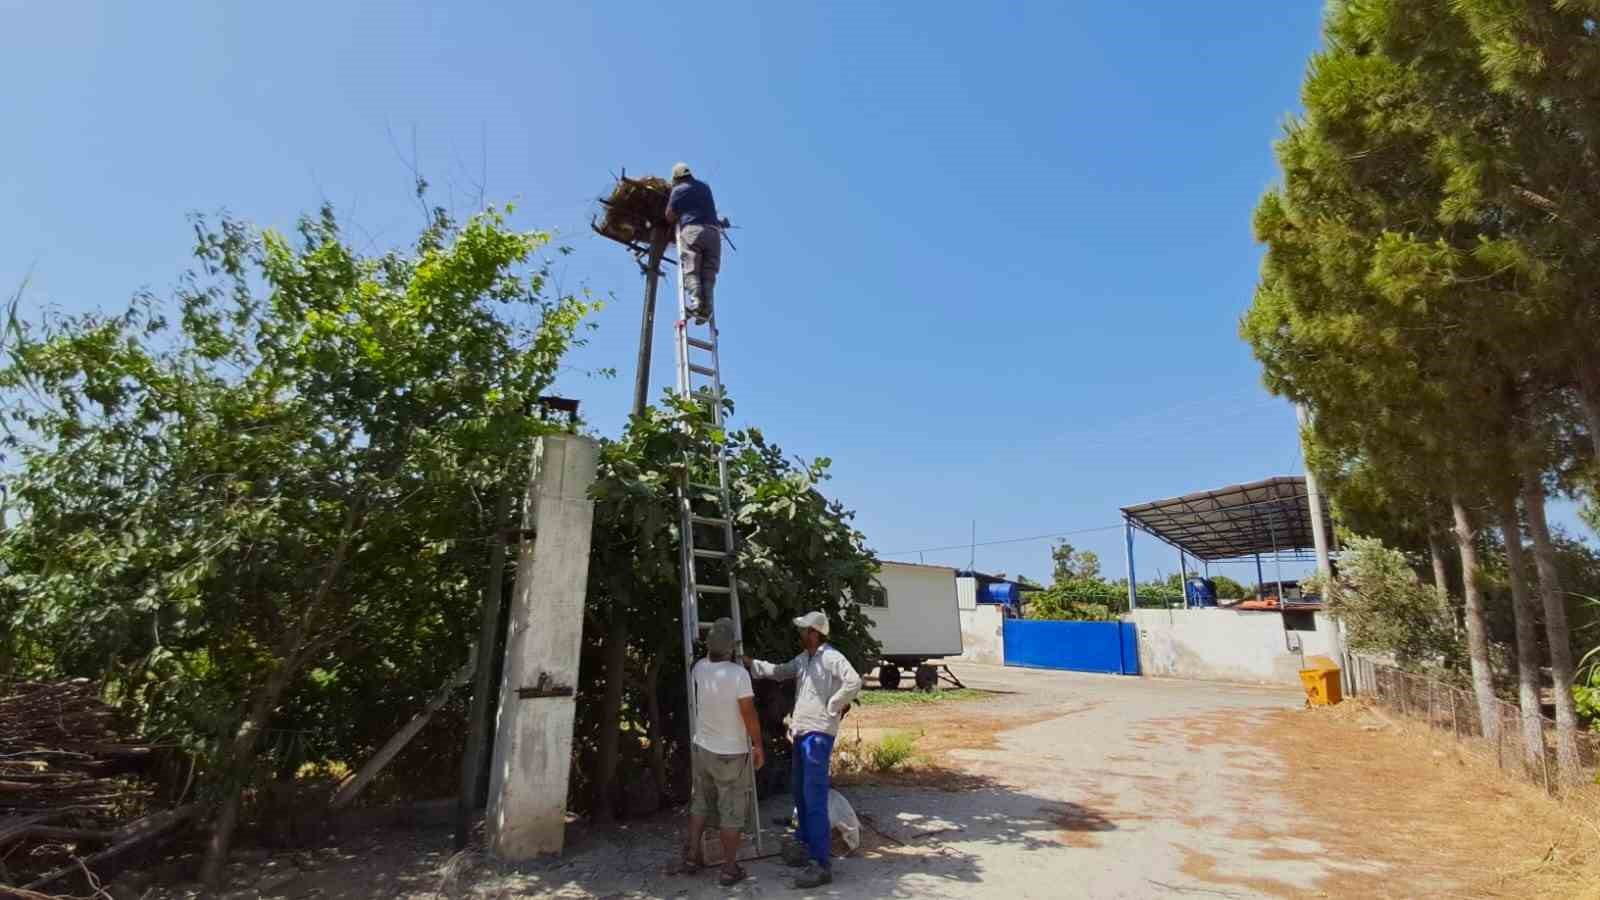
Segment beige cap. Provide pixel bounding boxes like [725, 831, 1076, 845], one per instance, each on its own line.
[793, 611, 829, 637]
[672, 161, 692, 180]
[706, 617, 736, 656]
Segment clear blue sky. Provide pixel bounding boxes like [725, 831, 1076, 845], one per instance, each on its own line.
[4, 2, 1389, 585]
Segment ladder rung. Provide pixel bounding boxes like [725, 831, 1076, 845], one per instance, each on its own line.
[686, 336, 716, 351]
[693, 548, 728, 559]
[688, 363, 717, 377]
[690, 514, 729, 526]
[695, 584, 732, 595]
[697, 621, 714, 631]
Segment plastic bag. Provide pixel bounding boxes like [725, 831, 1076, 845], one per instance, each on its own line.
[792, 789, 860, 853]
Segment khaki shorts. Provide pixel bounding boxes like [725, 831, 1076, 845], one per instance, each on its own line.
[690, 744, 751, 830]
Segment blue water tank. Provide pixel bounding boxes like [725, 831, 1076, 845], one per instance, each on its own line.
[1185, 577, 1218, 608]
[982, 583, 1019, 606]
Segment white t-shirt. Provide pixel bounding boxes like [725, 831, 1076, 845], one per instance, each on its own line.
[692, 659, 755, 755]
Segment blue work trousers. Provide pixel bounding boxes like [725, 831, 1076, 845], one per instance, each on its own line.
[790, 732, 835, 869]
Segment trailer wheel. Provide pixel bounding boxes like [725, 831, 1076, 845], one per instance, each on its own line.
[878, 664, 902, 691]
[914, 665, 938, 692]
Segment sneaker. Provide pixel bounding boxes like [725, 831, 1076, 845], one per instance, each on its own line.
[781, 840, 809, 868]
[793, 861, 832, 889]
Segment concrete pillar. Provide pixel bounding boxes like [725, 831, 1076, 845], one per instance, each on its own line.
[486, 434, 599, 860]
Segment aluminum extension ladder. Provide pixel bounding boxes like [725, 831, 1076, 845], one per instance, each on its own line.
[671, 225, 763, 857]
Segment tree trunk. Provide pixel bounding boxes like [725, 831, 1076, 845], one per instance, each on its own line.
[1426, 531, 1450, 596]
[1452, 497, 1500, 744]
[1496, 492, 1547, 777]
[1572, 358, 1600, 465]
[591, 604, 629, 821]
[1426, 529, 1457, 633]
[199, 661, 298, 888]
[642, 650, 669, 809]
[1520, 469, 1584, 785]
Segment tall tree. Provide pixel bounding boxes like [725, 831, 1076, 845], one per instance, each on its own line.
[0, 203, 593, 883]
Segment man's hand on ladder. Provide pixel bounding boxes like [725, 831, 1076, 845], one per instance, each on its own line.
[751, 743, 765, 770]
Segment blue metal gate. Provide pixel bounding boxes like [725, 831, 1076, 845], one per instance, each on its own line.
[1002, 620, 1140, 675]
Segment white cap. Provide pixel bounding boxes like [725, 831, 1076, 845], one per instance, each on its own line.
[672, 161, 692, 180]
[793, 611, 829, 637]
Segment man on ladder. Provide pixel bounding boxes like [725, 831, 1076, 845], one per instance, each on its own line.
[665, 162, 720, 324]
[668, 159, 767, 883]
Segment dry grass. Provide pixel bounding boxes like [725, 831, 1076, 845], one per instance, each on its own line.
[1163, 702, 1600, 898]
[830, 698, 1058, 791]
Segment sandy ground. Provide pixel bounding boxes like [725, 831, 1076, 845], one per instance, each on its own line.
[161, 663, 1600, 900]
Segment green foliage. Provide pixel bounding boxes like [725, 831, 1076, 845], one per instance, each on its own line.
[1050, 542, 1100, 582]
[1315, 535, 1462, 671]
[1210, 575, 1251, 600]
[0, 202, 592, 785]
[857, 688, 987, 707]
[1026, 578, 1125, 621]
[572, 392, 881, 813]
[865, 731, 918, 772]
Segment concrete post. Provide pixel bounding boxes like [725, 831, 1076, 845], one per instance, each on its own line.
[1296, 403, 1345, 682]
[486, 434, 599, 860]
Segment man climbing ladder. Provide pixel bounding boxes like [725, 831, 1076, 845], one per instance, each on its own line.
[670, 163, 763, 870]
[665, 162, 720, 324]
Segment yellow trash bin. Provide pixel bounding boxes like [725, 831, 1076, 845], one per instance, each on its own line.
[1299, 667, 1343, 706]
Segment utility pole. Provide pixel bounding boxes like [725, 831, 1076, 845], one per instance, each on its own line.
[632, 229, 672, 418]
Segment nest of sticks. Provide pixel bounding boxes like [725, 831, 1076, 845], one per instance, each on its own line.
[594, 174, 671, 251]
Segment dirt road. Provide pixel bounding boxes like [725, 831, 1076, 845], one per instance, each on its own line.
[185, 662, 1594, 899]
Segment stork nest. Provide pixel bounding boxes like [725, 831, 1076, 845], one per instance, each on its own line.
[594, 174, 670, 249]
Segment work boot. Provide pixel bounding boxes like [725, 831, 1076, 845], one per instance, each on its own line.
[793, 861, 832, 889]
[781, 840, 809, 868]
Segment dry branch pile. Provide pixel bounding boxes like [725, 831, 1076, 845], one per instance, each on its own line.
[593, 174, 670, 249]
[1, 680, 170, 889]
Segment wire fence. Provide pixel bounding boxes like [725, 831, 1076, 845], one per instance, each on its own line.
[1344, 654, 1600, 795]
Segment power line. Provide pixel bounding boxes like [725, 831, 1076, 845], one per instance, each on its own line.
[883, 523, 1126, 557]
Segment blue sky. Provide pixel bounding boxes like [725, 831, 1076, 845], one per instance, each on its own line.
[3, 2, 1380, 584]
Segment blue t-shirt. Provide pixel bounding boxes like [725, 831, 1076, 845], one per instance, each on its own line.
[666, 178, 717, 227]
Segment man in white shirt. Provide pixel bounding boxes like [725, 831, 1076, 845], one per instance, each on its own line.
[747, 611, 862, 889]
[679, 618, 763, 887]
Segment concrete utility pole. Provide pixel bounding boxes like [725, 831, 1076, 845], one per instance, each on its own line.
[1296, 404, 1347, 683]
[485, 434, 599, 859]
[1296, 405, 1334, 584]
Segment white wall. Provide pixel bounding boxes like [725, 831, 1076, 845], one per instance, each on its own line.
[958, 605, 1005, 665]
[866, 562, 963, 662]
[1128, 608, 1338, 685]
[956, 575, 978, 610]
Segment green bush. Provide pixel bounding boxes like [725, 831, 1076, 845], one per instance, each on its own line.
[866, 731, 918, 772]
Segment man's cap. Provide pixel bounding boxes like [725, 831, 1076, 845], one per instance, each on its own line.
[672, 161, 692, 180]
[793, 611, 829, 637]
[706, 617, 736, 656]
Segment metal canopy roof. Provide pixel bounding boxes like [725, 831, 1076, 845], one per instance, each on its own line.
[1119, 475, 1332, 562]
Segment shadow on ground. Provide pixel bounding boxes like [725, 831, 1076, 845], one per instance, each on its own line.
[152, 773, 1119, 900]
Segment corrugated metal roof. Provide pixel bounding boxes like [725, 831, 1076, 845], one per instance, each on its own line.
[1120, 475, 1333, 562]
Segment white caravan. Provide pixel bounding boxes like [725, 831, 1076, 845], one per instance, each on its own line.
[859, 561, 963, 690]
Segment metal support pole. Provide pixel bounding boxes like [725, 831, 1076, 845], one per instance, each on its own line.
[1254, 553, 1264, 596]
[1124, 518, 1138, 611]
[1176, 548, 1188, 609]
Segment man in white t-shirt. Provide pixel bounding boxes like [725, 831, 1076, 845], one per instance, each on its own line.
[678, 618, 764, 887]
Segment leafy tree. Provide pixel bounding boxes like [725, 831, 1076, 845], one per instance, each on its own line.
[576, 395, 880, 817]
[0, 202, 592, 883]
[1313, 535, 1462, 671]
[1050, 541, 1101, 582]
[1209, 575, 1250, 600]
